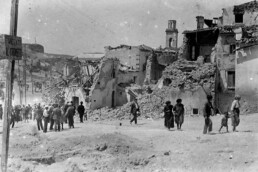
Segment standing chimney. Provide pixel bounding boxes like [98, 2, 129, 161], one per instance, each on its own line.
[196, 16, 204, 29]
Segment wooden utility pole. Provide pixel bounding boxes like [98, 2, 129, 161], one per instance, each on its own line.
[1, 0, 19, 172]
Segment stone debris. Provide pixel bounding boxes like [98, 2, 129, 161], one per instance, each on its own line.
[162, 58, 216, 91]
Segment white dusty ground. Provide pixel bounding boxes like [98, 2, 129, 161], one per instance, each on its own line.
[0, 114, 258, 172]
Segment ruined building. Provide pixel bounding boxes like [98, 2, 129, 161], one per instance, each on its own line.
[177, 0, 258, 113]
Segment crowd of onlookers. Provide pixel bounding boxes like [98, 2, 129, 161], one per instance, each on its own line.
[0, 101, 87, 133]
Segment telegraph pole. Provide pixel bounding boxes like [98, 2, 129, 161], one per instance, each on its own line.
[1, 0, 19, 171]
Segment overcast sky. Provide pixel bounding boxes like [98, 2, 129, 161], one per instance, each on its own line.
[0, 0, 251, 55]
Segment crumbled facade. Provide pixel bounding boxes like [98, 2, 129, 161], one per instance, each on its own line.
[235, 25, 258, 113]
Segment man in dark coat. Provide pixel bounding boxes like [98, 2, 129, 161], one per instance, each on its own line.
[130, 98, 140, 125]
[173, 99, 184, 130]
[65, 102, 75, 128]
[53, 104, 62, 131]
[164, 101, 174, 130]
[77, 101, 85, 123]
[35, 105, 43, 131]
[203, 95, 213, 134]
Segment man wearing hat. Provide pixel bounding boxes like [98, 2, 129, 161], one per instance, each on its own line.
[230, 95, 241, 132]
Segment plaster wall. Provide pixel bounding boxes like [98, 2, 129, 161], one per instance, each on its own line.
[236, 45, 258, 112]
[90, 59, 119, 110]
[105, 46, 150, 85]
[213, 34, 236, 112]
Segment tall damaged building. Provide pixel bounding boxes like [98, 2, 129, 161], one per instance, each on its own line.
[177, 0, 258, 113]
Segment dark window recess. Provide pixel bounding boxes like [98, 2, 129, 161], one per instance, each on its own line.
[235, 14, 243, 23]
[230, 44, 236, 54]
[227, 71, 235, 89]
[193, 108, 198, 115]
[133, 76, 137, 83]
[163, 78, 172, 86]
[97, 82, 100, 85]
[93, 100, 96, 102]
[120, 92, 123, 95]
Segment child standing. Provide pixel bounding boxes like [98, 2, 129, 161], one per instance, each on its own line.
[219, 112, 230, 133]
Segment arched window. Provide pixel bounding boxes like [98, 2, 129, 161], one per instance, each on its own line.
[169, 38, 173, 47]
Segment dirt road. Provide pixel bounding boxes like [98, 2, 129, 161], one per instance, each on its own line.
[0, 114, 258, 172]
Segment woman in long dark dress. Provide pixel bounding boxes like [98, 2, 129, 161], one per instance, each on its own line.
[164, 101, 174, 130]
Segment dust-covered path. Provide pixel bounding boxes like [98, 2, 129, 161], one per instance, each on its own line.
[1, 114, 258, 172]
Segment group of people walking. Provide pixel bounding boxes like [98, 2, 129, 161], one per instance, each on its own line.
[203, 94, 241, 134]
[1, 101, 87, 133]
[162, 94, 241, 134]
[163, 99, 185, 130]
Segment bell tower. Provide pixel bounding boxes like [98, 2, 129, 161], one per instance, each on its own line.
[165, 20, 178, 49]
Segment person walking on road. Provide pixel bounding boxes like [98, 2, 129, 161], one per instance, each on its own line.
[203, 95, 213, 134]
[130, 98, 140, 125]
[77, 101, 85, 123]
[164, 101, 174, 130]
[230, 95, 241, 132]
[173, 99, 184, 130]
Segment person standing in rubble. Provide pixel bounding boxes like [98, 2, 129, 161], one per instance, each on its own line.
[164, 101, 174, 130]
[77, 101, 85, 123]
[173, 99, 184, 130]
[230, 95, 241, 132]
[65, 102, 75, 128]
[203, 95, 213, 134]
[130, 98, 140, 125]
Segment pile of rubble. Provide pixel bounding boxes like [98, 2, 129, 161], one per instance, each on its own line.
[241, 25, 258, 44]
[162, 58, 216, 90]
[88, 85, 165, 120]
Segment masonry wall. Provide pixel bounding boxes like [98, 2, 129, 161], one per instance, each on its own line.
[212, 34, 236, 112]
[168, 87, 208, 115]
[90, 58, 119, 110]
[236, 44, 258, 113]
[105, 46, 151, 85]
[222, 6, 258, 26]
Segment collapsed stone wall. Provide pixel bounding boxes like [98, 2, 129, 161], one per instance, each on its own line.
[88, 58, 217, 120]
[178, 35, 189, 60]
[144, 52, 166, 85]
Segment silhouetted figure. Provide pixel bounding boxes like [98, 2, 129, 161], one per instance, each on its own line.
[77, 101, 85, 123]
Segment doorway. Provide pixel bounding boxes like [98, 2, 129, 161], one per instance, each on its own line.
[72, 96, 79, 108]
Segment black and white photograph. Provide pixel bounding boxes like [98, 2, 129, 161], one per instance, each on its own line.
[0, 0, 258, 171]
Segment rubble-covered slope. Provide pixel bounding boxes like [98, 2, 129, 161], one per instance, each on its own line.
[162, 58, 216, 91]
